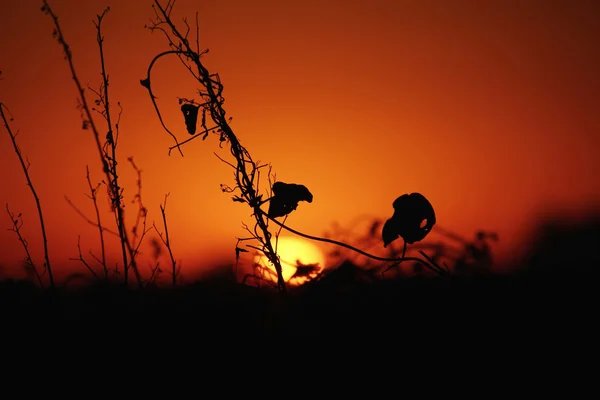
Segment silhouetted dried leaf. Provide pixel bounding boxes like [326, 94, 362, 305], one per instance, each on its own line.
[267, 181, 313, 219]
[382, 192, 436, 247]
[181, 103, 200, 135]
[235, 247, 248, 260]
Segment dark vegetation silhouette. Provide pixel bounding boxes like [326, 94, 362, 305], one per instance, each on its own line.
[138, 0, 446, 292]
[518, 214, 600, 284]
[323, 216, 499, 279]
[1, 104, 54, 288]
[1, 1, 596, 339]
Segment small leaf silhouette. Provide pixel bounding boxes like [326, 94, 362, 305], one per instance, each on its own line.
[140, 78, 150, 89]
[235, 247, 248, 260]
[382, 192, 436, 247]
[181, 103, 200, 135]
[267, 181, 313, 219]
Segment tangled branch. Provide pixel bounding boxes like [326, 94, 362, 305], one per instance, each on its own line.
[141, 0, 449, 291]
[142, 0, 289, 291]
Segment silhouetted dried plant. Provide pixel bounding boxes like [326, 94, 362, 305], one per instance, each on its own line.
[5, 1, 448, 290]
[141, 0, 297, 291]
[83, 165, 109, 279]
[0, 103, 54, 288]
[69, 234, 99, 280]
[152, 193, 180, 286]
[141, 0, 447, 292]
[5, 205, 44, 287]
[41, 2, 168, 287]
[64, 165, 114, 280]
[325, 217, 498, 278]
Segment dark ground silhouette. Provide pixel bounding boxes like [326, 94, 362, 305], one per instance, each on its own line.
[1, 216, 597, 344]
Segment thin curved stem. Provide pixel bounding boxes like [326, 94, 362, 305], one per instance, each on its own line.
[140, 49, 191, 157]
[1, 104, 54, 288]
[146, 1, 289, 291]
[260, 208, 448, 277]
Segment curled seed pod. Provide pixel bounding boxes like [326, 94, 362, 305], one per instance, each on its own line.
[181, 103, 200, 135]
[382, 192, 436, 247]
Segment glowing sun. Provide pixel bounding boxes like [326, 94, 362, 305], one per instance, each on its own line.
[254, 235, 326, 286]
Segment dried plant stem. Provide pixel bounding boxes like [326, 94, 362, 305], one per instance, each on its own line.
[94, 10, 142, 287]
[262, 210, 448, 277]
[64, 194, 119, 237]
[154, 194, 177, 286]
[85, 165, 108, 278]
[5, 204, 44, 287]
[127, 157, 152, 278]
[143, 0, 288, 292]
[0, 103, 54, 288]
[143, 0, 447, 289]
[147, 262, 161, 287]
[42, 2, 142, 287]
[69, 234, 99, 280]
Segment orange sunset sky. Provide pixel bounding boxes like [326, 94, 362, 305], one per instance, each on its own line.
[1, 0, 599, 283]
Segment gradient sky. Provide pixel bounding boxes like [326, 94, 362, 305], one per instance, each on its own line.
[1, 0, 599, 283]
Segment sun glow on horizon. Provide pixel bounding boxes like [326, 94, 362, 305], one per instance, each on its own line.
[253, 236, 326, 287]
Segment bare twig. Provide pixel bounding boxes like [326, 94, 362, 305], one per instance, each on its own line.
[5, 204, 44, 287]
[64, 195, 119, 236]
[42, 2, 142, 287]
[69, 235, 100, 280]
[128, 157, 148, 249]
[152, 193, 178, 286]
[167, 125, 220, 155]
[1, 103, 54, 288]
[128, 157, 153, 275]
[146, 262, 162, 287]
[85, 165, 108, 278]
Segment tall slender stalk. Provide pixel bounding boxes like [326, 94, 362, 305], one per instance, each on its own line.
[0, 103, 54, 288]
[142, 1, 288, 291]
[42, 2, 142, 287]
[85, 165, 108, 279]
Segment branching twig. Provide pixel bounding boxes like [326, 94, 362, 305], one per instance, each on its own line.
[5, 204, 44, 287]
[128, 156, 152, 275]
[64, 195, 119, 237]
[128, 157, 149, 249]
[42, 2, 142, 287]
[152, 193, 178, 286]
[1, 103, 54, 288]
[167, 125, 220, 155]
[84, 165, 108, 278]
[69, 235, 99, 280]
[146, 262, 162, 287]
[143, 0, 289, 292]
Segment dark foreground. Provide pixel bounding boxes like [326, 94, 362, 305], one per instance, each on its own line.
[1, 263, 595, 345]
